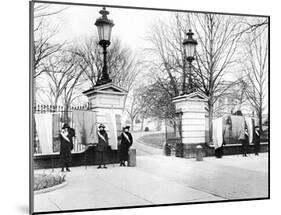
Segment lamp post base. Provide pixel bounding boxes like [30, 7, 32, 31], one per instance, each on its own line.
[182, 87, 196, 95]
[96, 78, 112, 86]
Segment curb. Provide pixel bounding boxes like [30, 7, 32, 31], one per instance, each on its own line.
[34, 181, 68, 195]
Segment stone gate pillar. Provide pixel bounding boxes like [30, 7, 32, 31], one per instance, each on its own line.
[172, 91, 208, 158]
[82, 83, 128, 149]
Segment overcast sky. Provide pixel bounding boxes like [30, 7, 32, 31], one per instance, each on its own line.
[37, 3, 173, 52]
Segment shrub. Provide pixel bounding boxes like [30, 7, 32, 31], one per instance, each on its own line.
[144, 127, 149, 131]
[34, 173, 66, 191]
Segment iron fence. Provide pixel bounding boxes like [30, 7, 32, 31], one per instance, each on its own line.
[33, 103, 93, 155]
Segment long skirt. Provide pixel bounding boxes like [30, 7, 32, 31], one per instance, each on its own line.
[241, 139, 248, 155]
[97, 151, 107, 165]
[215, 146, 223, 158]
[254, 141, 260, 154]
[119, 145, 129, 161]
[60, 148, 72, 166]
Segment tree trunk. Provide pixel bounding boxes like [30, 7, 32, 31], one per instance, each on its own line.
[54, 96, 59, 108]
[258, 110, 263, 134]
[130, 117, 134, 132]
[141, 116, 145, 131]
[64, 105, 70, 124]
[63, 96, 70, 124]
[259, 93, 263, 134]
[208, 100, 214, 142]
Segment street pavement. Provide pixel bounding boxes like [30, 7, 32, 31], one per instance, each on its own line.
[34, 133, 268, 213]
[131, 131, 163, 156]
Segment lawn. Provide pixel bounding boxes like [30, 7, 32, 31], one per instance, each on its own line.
[139, 133, 166, 149]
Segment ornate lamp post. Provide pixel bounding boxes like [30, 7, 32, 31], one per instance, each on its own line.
[173, 30, 208, 159]
[182, 29, 198, 94]
[95, 7, 114, 86]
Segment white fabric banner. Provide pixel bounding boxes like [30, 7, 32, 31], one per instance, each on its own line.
[245, 117, 253, 144]
[105, 112, 118, 150]
[34, 113, 53, 154]
[212, 117, 223, 149]
[72, 110, 97, 145]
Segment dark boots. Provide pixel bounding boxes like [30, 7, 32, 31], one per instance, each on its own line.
[62, 163, 71, 172]
[120, 161, 126, 166]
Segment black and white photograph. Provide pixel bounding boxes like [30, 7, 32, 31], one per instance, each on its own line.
[29, 0, 269, 214]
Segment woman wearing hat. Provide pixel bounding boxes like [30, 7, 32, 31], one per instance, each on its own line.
[60, 123, 74, 172]
[119, 126, 133, 166]
[96, 124, 109, 168]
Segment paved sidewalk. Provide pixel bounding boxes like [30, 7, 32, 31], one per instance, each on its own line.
[137, 153, 268, 200]
[34, 153, 268, 213]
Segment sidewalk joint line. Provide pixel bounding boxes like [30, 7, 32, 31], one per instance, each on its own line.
[47, 197, 62, 210]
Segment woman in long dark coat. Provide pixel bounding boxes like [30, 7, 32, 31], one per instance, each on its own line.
[60, 124, 73, 172]
[253, 126, 261, 155]
[96, 124, 109, 169]
[119, 126, 133, 166]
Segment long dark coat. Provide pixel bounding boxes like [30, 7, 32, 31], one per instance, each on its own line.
[96, 131, 109, 152]
[119, 132, 133, 161]
[253, 128, 261, 154]
[60, 134, 72, 164]
[242, 131, 249, 154]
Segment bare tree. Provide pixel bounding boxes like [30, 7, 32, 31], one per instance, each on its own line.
[61, 68, 86, 111]
[42, 50, 85, 108]
[211, 79, 248, 116]
[72, 37, 141, 91]
[238, 17, 268, 35]
[72, 37, 143, 112]
[142, 14, 192, 129]
[71, 38, 101, 87]
[241, 24, 268, 132]
[125, 90, 148, 132]
[141, 80, 176, 120]
[146, 13, 245, 140]
[180, 13, 245, 139]
[145, 15, 187, 97]
[130, 80, 178, 133]
[33, 3, 66, 79]
[211, 17, 269, 118]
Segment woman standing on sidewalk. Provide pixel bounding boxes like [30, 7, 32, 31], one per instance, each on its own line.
[60, 123, 74, 172]
[242, 127, 249, 157]
[97, 124, 109, 169]
[253, 126, 261, 155]
[119, 126, 133, 166]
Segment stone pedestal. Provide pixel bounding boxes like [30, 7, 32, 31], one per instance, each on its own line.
[195, 145, 204, 161]
[128, 148, 136, 167]
[172, 91, 208, 158]
[83, 83, 128, 150]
